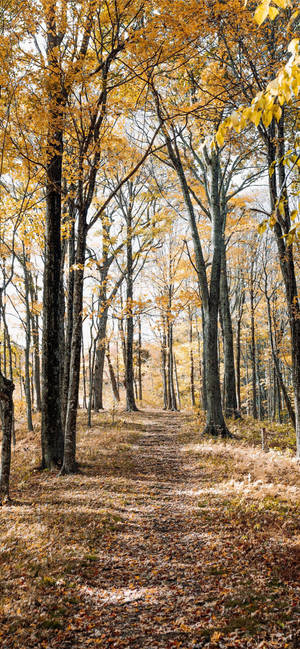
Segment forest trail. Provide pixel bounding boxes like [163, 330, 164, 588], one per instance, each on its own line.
[1, 410, 300, 649]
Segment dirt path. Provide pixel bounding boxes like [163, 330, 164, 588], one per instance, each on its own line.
[64, 411, 201, 648]
[1, 410, 299, 648]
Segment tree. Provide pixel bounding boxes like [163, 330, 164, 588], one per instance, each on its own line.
[214, 1, 300, 455]
[0, 372, 14, 504]
[150, 88, 230, 434]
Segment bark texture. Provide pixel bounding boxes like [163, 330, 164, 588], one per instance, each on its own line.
[62, 208, 87, 474]
[106, 345, 120, 402]
[161, 321, 168, 410]
[188, 307, 196, 407]
[125, 189, 138, 412]
[151, 85, 229, 435]
[0, 373, 15, 503]
[219, 246, 240, 418]
[41, 3, 65, 468]
[266, 116, 300, 455]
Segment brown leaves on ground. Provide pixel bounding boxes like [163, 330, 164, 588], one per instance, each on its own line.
[0, 410, 300, 649]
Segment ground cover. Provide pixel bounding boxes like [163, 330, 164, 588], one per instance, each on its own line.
[0, 410, 299, 648]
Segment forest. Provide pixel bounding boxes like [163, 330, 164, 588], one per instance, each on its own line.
[0, 0, 299, 648]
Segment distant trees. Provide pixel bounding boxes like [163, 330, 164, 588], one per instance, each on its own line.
[215, 1, 300, 455]
[0, 0, 299, 491]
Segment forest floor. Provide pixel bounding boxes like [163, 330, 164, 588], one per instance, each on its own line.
[0, 409, 300, 649]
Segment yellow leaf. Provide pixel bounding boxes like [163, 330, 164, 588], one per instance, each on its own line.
[269, 6, 279, 19]
[289, 9, 299, 25]
[254, 2, 270, 25]
[235, 118, 246, 133]
[278, 200, 285, 216]
[269, 161, 276, 177]
[231, 111, 240, 127]
[282, 83, 291, 102]
[272, 0, 288, 7]
[273, 104, 282, 121]
[258, 221, 267, 234]
[216, 129, 224, 147]
[250, 110, 262, 127]
[262, 109, 273, 127]
[242, 107, 252, 120]
[286, 226, 297, 246]
[264, 94, 275, 109]
[268, 78, 279, 95]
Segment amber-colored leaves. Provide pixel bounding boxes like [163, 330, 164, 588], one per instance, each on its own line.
[0, 410, 299, 648]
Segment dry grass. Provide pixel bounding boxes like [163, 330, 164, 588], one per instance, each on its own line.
[0, 407, 299, 649]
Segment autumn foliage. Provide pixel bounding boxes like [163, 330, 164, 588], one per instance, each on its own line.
[0, 1, 299, 647]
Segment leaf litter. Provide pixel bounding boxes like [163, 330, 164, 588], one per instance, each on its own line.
[0, 410, 299, 648]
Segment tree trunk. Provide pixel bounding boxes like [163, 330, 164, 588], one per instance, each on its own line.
[276, 376, 282, 423]
[175, 147, 227, 432]
[30, 278, 42, 412]
[87, 337, 97, 428]
[93, 310, 108, 411]
[41, 5, 65, 468]
[200, 309, 208, 411]
[134, 375, 138, 400]
[106, 345, 120, 402]
[188, 307, 196, 407]
[174, 353, 181, 410]
[92, 261, 125, 410]
[250, 275, 258, 419]
[150, 89, 229, 435]
[23, 249, 33, 432]
[61, 208, 87, 474]
[267, 360, 272, 420]
[116, 338, 120, 389]
[81, 338, 87, 410]
[138, 315, 142, 401]
[236, 291, 244, 413]
[0, 373, 15, 503]
[201, 151, 230, 437]
[125, 194, 138, 412]
[161, 322, 168, 409]
[195, 319, 202, 410]
[167, 318, 177, 410]
[219, 245, 240, 418]
[266, 293, 295, 427]
[266, 116, 300, 456]
[256, 349, 263, 421]
[118, 315, 127, 387]
[93, 224, 111, 411]
[19, 357, 23, 400]
[202, 303, 228, 436]
[2, 303, 13, 382]
[245, 347, 250, 416]
[31, 353, 35, 411]
[62, 212, 75, 428]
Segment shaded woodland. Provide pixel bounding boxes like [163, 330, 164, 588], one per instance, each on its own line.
[0, 0, 299, 495]
[0, 3, 299, 647]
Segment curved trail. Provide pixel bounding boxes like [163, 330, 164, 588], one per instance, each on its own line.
[63, 410, 211, 648]
[9, 411, 300, 649]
